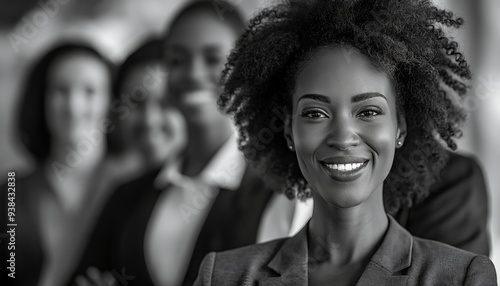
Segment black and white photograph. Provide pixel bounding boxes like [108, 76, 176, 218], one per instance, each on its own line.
[0, 0, 499, 285]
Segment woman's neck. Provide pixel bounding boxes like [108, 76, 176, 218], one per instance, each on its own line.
[43, 140, 106, 213]
[307, 186, 388, 267]
[48, 139, 106, 176]
[182, 118, 234, 177]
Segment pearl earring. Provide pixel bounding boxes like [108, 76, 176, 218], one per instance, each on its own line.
[397, 141, 403, 147]
[289, 145, 294, 151]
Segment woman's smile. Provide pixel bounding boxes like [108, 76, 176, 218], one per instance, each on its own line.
[319, 157, 370, 182]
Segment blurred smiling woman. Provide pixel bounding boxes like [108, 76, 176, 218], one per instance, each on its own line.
[195, 0, 497, 285]
[0, 43, 115, 286]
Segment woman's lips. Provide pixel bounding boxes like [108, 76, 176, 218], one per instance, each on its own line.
[320, 160, 369, 182]
[179, 90, 216, 106]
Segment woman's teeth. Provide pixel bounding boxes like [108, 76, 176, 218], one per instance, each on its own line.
[325, 163, 364, 171]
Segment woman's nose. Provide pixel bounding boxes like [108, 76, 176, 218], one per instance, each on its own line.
[66, 89, 86, 117]
[325, 119, 361, 151]
[186, 57, 208, 85]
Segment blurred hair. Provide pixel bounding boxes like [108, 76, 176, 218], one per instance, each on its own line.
[17, 42, 115, 164]
[164, 0, 246, 41]
[219, 0, 472, 214]
[108, 38, 164, 154]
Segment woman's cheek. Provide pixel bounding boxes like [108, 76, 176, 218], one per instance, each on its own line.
[292, 120, 322, 154]
[88, 91, 110, 123]
[364, 122, 397, 175]
[292, 120, 326, 183]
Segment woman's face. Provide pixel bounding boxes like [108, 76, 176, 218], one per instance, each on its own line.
[120, 63, 187, 164]
[285, 47, 405, 208]
[164, 10, 237, 123]
[45, 52, 111, 147]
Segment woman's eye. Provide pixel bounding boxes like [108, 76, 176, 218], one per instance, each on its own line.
[166, 56, 186, 68]
[205, 55, 222, 67]
[358, 109, 382, 118]
[301, 110, 328, 119]
[85, 87, 96, 96]
[52, 85, 69, 96]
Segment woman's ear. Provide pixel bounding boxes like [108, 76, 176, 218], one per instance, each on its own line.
[284, 114, 295, 151]
[396, 114, 408, 148]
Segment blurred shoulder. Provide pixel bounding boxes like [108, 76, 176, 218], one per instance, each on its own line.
[437, 151, 485, 187]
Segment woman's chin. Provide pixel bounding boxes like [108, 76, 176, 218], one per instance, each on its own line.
[316, 188, 372, 210]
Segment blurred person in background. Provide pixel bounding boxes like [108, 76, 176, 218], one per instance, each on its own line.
[106, 38, 186, 181]
[0, 43, 116, 286]
[69, 1, 273, 285]
[70, 39, 188, 286]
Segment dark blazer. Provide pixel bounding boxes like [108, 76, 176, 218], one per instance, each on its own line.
[0, 164, 118, 286]
[69, 165, 273, 286]
[69, 152, 489, 285]
[393, 152, 490, 255]
[195, 216, 497, 286]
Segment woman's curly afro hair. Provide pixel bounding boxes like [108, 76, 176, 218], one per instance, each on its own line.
[219, 0, 471, 214]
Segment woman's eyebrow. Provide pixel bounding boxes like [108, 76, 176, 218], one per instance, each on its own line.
[351, 92, 387, 103]
[298, 94, 330, 103]
[203, 46, 223, 54]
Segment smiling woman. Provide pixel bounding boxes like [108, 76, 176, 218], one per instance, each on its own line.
[194, 0, 497, 285]
[287, 47, 403, 210]
[0, 43, 117, 286]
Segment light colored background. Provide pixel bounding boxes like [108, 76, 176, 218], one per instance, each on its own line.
[0, 0, 498, 282]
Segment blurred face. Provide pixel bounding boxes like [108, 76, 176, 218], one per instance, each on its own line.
[45, 52, 111, 146]
[164, 10, 238, 123]
[120, 63, 187, 164]
[285, 47, 405, 208]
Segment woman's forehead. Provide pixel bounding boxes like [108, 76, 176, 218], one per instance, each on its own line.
[294, 47, 394, 102]
[166, 11, 237, 49]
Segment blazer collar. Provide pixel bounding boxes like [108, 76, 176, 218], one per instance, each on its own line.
[259, 224, 309, 286]
[259, 214, 412, 286]
[356, 215, 412, 285]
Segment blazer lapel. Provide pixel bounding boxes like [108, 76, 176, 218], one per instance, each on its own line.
[259, 226, 309, 286]
[356, 215, 412, 286]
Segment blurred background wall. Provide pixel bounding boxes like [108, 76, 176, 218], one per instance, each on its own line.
[1, 0, 498, 281]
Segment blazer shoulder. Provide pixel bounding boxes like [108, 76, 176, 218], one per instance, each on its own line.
[199, 238, 287, 285]
[410, 236, 496, 284]
[435, 152, 485, 191]
[464, 255, 497, 285]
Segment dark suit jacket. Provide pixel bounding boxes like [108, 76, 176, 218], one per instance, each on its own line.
[69, 152, 489, 285]
[393, 152, 490, 255]
[69, 165, 273, 286]
[195, 216, 497, 286]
